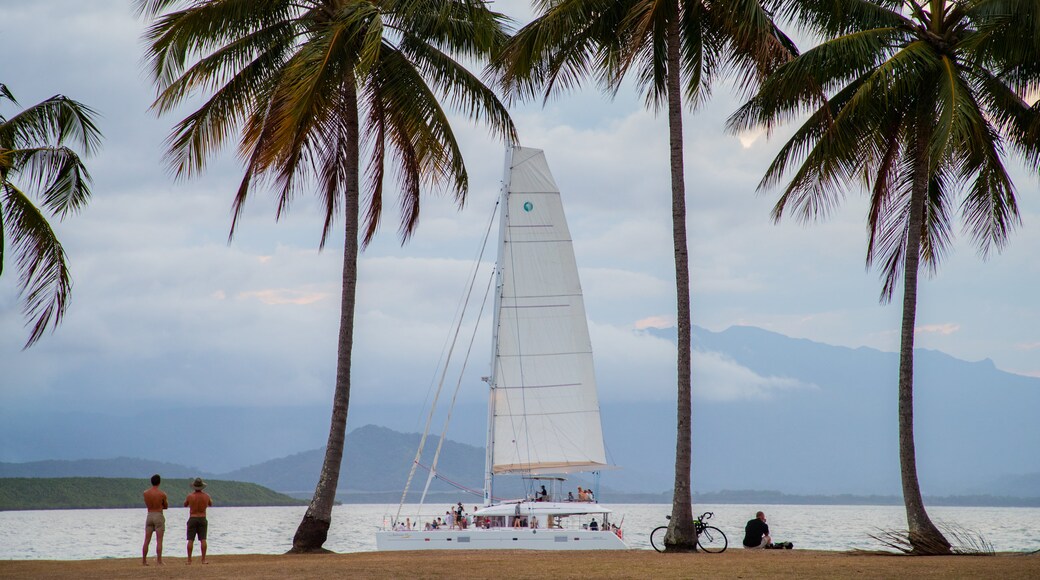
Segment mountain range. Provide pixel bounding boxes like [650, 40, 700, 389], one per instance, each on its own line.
[3, 325, 1038, 499]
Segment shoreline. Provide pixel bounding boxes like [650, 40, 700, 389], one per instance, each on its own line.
[2, 550, 1038, 579]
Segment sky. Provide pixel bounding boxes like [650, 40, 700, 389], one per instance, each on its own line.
[2, 1, 1040, 450]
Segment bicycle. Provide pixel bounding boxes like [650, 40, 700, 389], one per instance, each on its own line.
[650, 512, 728, 553]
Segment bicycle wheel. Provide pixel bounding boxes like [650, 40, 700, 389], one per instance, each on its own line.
[697, 525, 728, 553]
[650, 526, 669, 552]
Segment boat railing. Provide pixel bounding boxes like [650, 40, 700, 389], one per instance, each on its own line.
[382, 512, 621, 534]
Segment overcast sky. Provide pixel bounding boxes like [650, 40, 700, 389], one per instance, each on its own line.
[3, 1, 1039, 430]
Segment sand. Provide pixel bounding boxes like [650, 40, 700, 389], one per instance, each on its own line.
[2, 550, 1038, 579]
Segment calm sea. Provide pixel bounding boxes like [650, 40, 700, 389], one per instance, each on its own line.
[2, 503, 1037, 560]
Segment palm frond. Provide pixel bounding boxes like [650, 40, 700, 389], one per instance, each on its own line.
[401, 33, 517, 145]
[769, 0, 909, 40]
[1, 182, 72, 348]
[0, 83, 16, 106]
[10, 146, 94, 218]
[0, 94, 102, 157]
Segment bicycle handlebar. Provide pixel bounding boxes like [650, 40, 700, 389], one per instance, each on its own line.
[664, 512, 714, 522]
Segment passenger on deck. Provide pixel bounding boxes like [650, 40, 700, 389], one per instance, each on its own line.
[513, 517, 523, 528]
[577, 487, 587, 501]
[538, 485, 548, 501]
[567, 491, 575, 502]
[530, 516, 539, 529]
[589, 519, 599, 531]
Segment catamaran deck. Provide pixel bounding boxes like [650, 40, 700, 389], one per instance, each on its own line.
[375, 527, 627, 551]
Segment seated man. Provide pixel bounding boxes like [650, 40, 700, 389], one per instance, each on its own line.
[743, 511, 772, 549]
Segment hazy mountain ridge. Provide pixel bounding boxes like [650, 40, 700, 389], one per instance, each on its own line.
[4, 436, 1037, 506]
[4, 325, 1038, 498]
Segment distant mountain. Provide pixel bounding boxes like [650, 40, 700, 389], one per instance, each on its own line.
[223, 425, 484, 494]
[4, 437, 1036, 506]
[4, 325, 1039, 498]
[617, 325, 1040, 496]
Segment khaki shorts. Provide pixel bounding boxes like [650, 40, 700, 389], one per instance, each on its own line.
[145, 512, 165, 533]
[187, 516, 208, 541]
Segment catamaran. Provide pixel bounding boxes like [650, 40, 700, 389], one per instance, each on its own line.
[375, 147, 627, 550]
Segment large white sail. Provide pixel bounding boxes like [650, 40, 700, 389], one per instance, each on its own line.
[489, 147, 608, 475]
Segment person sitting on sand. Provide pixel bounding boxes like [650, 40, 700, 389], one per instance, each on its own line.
[743, 511, 772, 549]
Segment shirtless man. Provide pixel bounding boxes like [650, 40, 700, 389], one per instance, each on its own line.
[142, 474, 168, 566]
[184, 478, 213, 564]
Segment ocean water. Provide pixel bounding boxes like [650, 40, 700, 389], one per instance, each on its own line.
[2, 503, 1037, 560]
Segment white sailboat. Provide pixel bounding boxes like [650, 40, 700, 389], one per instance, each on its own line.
[375, 147, 627, 551]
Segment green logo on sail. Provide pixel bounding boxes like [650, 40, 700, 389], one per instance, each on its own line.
[523, 201, 533, 212]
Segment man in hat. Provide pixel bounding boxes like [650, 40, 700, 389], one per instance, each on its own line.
[142, 474, 168, 566]
[184, 477, 213, 564]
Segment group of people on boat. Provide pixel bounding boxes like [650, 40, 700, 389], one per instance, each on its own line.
[419, 502, 477, 530]
[533, 484, 597, 503]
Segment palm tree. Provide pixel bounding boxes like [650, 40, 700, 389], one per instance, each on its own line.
[496, 0, 795, 551]
[0, 84, 102, 348]
[730, 0, 1040, 554]
[135, 0, 515, 552]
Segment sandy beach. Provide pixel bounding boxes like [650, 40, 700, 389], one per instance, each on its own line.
[2, 550, 1038, 579]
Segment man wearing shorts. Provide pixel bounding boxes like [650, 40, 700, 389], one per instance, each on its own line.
[142, 474, 168, 566]
[743, 511, 772, 549]
[184, 477, 213, 564]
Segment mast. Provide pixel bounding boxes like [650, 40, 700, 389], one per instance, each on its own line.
[484, 147, 513, 505]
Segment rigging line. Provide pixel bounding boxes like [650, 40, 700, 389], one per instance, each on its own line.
[412, 461, 509, 502]
[412, 203, 502, 435]
[419, 268, 495, 508]
[394, 199, 500, 524]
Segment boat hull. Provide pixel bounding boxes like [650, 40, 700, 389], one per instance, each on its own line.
[375, 528, 627, 551]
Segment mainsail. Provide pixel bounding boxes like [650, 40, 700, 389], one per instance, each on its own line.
[488, 147, 609, 476]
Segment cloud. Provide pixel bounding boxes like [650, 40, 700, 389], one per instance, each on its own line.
[737, 127, 767, 149]
[692, 349, 816, 401]
[915, 323, 961, 336]
[634, 316, 675, 330]
[4, 1, 1040, 431]
[237, 288, 330, 305]
[1014, 342, 1040, 351]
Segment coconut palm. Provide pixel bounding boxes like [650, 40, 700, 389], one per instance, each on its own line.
[496, 1, 795, 551]
[0, 84, 101, 348]
[135, 0, 515, 552]
[730, 0, 1040, 554]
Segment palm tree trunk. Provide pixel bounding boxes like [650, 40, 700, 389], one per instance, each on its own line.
[898, 122, 950, 555]
[664, 12, 697, 553]
[290, 78, 361, 553]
